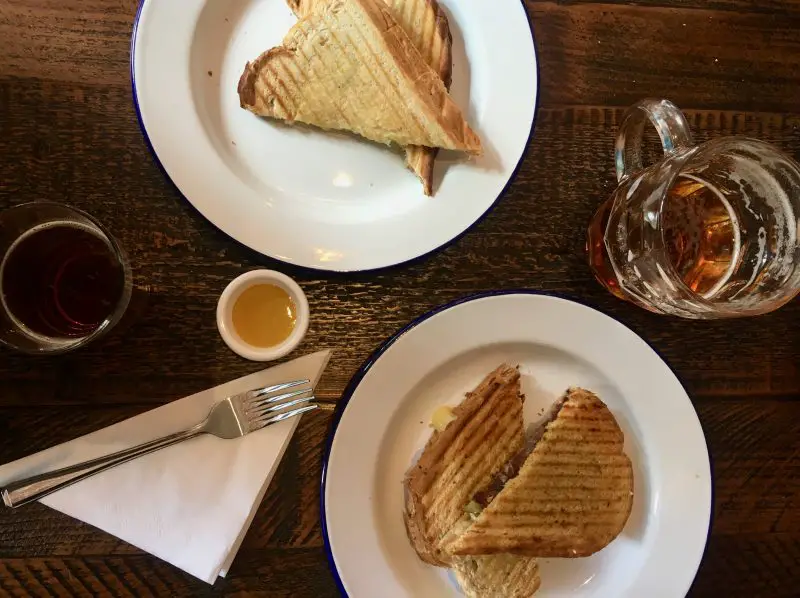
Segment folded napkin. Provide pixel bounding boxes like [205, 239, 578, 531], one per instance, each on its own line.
[0, 350, 331, 584]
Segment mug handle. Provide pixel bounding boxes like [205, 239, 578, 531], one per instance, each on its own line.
[615, 98, 694, 182]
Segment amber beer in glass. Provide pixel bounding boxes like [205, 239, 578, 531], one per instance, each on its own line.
[588, 99, 800, 319]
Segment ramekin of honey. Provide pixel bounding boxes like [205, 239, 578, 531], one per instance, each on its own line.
[216, 270, 309, 361]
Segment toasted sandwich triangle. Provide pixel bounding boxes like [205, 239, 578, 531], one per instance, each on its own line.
[446, 388, 634, 558]
[238, 0, 480, 153]
[403, 363, 542, 596]
[286, 0, 454, 195]
[403, 364, 524, 566]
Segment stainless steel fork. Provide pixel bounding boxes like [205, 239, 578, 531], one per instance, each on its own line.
[1, 379, 317, 508]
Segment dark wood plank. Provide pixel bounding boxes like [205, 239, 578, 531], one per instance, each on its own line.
[528, 1, 800, 112]
[690, 535, 800, 598]
[697, 399, 800, 536]
[541, 0, 800, 11]
[0, 0, 135, 85]
[0, 550, 339, 597]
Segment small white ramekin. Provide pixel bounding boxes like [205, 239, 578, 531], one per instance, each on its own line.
[216, 269, 310, 361]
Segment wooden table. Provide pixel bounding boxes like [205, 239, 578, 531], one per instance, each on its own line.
[1, 0, 798, 596]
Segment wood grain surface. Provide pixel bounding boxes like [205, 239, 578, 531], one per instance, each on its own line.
[1, 0, 799, 596]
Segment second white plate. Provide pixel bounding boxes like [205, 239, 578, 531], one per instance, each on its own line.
[131, 0, 538, 271]
[322, 292, 711, 597]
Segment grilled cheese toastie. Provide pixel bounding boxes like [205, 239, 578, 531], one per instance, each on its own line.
[287, 0, 454, 196]
[446, 388, 634, 558]
[403, 364, 541, 597]
[404, 363, 525, 565]
[238, 0, 480, 154]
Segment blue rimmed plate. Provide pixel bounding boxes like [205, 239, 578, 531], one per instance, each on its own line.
[322, 292, 711, 596]
[131, 0, 537, 271]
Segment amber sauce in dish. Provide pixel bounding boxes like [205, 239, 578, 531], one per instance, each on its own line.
[231, 284, 296, 348]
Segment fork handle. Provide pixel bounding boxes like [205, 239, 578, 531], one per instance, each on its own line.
[1, 425, 205, 508]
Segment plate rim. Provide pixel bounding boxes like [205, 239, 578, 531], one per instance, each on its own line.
[320, 290, 713, 597]
[129, 0, 541, 274]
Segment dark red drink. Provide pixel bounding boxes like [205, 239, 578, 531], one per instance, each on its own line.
[0, 222, 126, 339]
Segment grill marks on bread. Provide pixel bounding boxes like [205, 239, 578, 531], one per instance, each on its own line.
[403, 364, 524, 565]
[238, 0, 480, 153]
[387, 0, 452, 194]
[286, 0, 455, 194]
[447, 388, 634, 558]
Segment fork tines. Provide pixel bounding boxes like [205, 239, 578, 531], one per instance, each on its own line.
[245, 379, 318, 430]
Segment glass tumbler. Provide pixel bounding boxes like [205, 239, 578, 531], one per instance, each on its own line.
[0, 202, 132, 354]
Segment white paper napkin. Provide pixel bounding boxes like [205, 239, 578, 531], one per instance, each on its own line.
[0, 350, 331, 584]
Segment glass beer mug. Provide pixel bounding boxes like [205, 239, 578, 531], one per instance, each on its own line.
[588, 98, 800, 318]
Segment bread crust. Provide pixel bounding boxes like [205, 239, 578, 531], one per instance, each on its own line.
[391, 0, 453, 195]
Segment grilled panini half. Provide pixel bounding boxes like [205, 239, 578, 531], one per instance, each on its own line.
[287, 0, 453, 195]
[238, 0, 480, 153]
[447, 388, 634, 558]
[403, 363, 524, 566]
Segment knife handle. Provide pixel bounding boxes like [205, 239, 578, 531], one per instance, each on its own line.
[1, 426, 203, 508]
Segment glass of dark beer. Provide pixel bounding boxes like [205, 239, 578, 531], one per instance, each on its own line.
[0, 202, 132, 354]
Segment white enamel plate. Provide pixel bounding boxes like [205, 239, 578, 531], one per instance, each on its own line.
[131, 0, 537, 271]
[322, 293, 711, 597]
